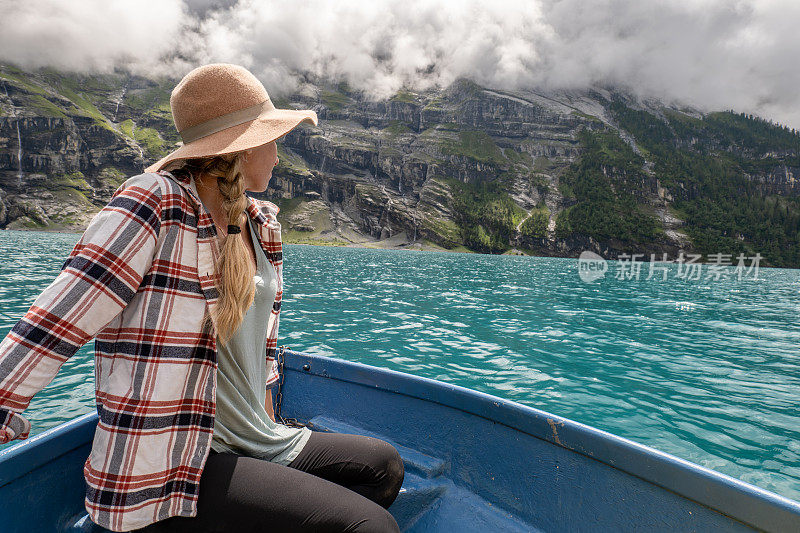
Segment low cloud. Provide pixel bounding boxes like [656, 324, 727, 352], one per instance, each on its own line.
[1, 0, 798, 129]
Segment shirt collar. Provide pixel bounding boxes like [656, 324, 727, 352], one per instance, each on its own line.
[154, 169, 277, 230]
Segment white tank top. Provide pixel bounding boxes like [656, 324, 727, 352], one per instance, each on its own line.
[187, 181, 312, 464]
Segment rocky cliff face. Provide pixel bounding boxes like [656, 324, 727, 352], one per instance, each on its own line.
[0, 66, 172, 229]
[1, 64, 798, 265]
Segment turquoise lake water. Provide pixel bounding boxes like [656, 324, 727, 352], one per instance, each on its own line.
[0, 229, 798, 503]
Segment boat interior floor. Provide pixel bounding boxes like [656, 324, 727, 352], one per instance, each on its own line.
[67, 416, 537, 533]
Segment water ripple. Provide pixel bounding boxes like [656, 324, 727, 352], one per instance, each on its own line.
[0, 234, 799, 502]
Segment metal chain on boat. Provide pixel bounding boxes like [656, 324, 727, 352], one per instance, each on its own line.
[274, 345, 309, 429]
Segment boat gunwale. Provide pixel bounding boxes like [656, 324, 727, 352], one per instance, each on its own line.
[285, 349, 800, 532]
[0, 411, 95, 487]
[0, 349, 798, 532]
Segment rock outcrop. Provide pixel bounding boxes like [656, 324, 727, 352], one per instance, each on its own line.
[1, 64, 798, 265]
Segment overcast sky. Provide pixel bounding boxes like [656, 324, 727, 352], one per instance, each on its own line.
[1, 0, 798, 130]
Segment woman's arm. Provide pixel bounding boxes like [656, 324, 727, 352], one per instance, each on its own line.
[264, 249, 282, 403]
[258, 199, 282, 424]
[0, 173, 163, 443]
[265, 388, 275, 423]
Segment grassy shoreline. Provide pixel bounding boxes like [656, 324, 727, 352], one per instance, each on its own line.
[0, 226, 482, 254]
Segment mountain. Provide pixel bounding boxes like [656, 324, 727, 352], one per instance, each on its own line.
[1, 63, 799, 267]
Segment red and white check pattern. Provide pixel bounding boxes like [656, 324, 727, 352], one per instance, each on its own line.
[0, 169, 283, 531]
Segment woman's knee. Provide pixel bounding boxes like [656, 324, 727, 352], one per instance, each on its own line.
[372, 438, 404, 480]
[386, 444, 405, 487]
[371, 439, 405, 508]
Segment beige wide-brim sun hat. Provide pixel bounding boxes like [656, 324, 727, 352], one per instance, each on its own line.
[144, 63, 318, 174]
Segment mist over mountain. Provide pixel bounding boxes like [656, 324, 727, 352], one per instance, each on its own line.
[1, 0, 798, 130]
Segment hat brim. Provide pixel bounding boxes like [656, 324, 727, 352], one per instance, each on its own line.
[144, 108, 318, 174]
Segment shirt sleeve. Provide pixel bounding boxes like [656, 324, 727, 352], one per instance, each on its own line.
[263, 202, 282, 391]
[265, 302, 281, 389]
[266, 358, 279, 390]
[0, 173, 163, 444]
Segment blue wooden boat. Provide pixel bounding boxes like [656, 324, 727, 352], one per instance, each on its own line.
[1, 347, 799, 532]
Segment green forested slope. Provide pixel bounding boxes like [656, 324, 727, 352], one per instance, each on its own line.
[609, 100, 800, 267]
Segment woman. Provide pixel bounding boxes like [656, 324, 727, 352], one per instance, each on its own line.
[0, 63, 403, 532]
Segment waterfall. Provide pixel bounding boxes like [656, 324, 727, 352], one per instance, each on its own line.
[113, 82, 128, 121]
[320, 155, 327, 174]
[13, 114, 22, 188]
[1, 80, 23, 188]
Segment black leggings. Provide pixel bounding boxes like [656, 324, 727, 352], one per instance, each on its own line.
[131, 430, 405, 532]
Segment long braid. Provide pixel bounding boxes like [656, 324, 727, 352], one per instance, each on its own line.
[171, 154, 255, 345]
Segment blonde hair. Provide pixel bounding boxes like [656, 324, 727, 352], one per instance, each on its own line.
[171, 153, 255, 345]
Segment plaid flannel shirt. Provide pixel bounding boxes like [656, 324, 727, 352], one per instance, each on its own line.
[0, 169, 283, 531]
